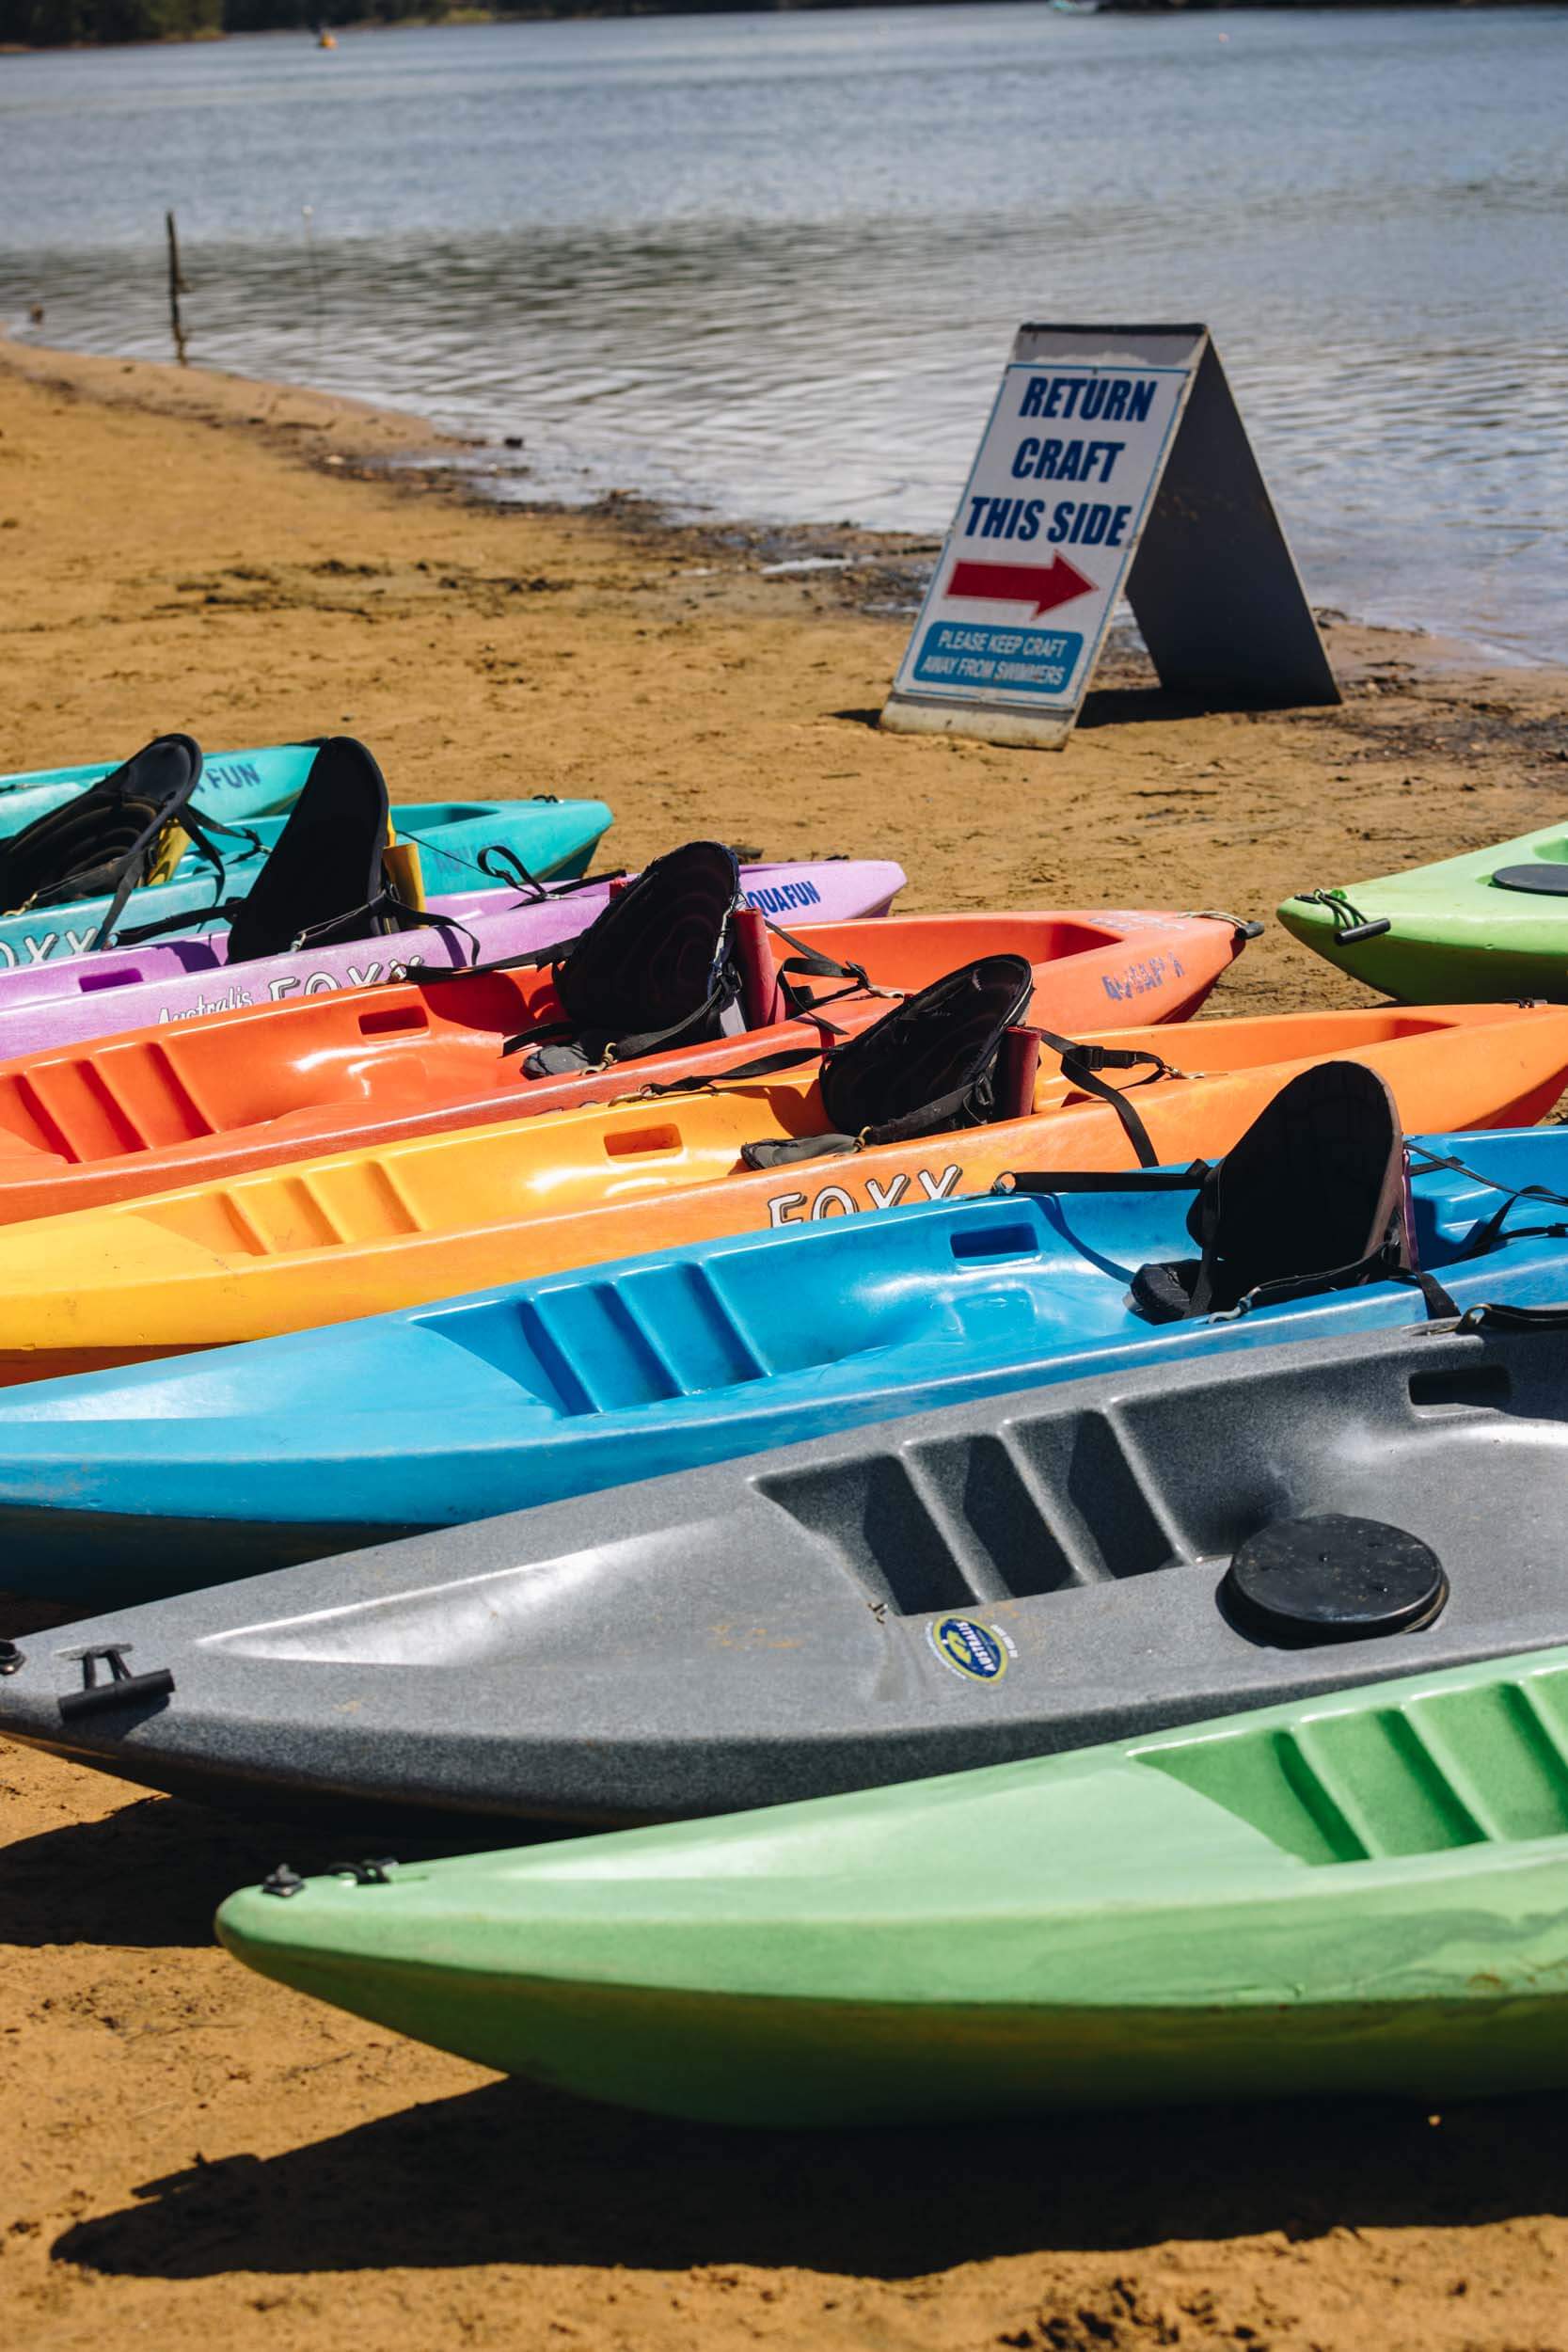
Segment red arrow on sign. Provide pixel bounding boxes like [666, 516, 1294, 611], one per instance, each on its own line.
[947, 555, 1095, 618]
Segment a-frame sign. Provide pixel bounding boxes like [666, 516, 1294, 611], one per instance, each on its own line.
[881, 323, 1339, 750]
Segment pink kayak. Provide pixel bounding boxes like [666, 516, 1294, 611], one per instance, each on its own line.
[0, 859, 905, 1057]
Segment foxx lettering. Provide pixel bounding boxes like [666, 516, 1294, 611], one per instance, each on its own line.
[766, 1164, 964, 1227]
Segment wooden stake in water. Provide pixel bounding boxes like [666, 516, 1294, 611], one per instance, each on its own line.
[166, 210, 189, 367]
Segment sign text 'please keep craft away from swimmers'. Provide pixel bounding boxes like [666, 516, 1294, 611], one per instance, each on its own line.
[882, 325, 1338, 750]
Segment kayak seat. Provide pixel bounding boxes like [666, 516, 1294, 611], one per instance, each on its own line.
[224, 737, 397, 963]
[508, 840, 746, 1073]
[1491, 864, 1568, 898]
[0, 733, 204, 934]
[1131, 1060, 1410, 1322]
[742, 954, 1035, 1169]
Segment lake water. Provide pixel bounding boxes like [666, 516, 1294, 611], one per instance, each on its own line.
[3, 4, 1565, 660]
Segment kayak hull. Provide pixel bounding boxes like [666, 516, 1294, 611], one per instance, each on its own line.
[2, 1122, 1567, 1600]
[9, 1317, 1568, 1829]
[0, 741, 316, 840]
[214, 1645, 1568, 2124]
[0, 856, 904, 1073]
[0, 1001, 1556, 1384]
[1280, 817, 1568, 1001]
[0, 797, 611, 971]
[0, 1000, 1559, 1384]
[0, 905, 1231, 1219]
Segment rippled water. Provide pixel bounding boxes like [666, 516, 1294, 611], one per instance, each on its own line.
[3, 6, 1566, 658]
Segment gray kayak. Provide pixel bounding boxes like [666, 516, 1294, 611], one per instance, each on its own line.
[4, 1311, 1567, 1826]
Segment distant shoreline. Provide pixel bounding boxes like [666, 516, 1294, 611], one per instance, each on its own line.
[3, 0, 1560, 64]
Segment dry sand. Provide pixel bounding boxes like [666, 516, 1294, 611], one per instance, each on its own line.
[2, 334, 1568, 2352]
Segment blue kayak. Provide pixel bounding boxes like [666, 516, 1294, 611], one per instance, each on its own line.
[3, 1125, 1566, 1603]
[0, 741, 317, 843]
[0, 796, 611, 969]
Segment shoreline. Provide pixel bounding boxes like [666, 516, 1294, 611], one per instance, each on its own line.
[8, 326, 1553, 677]
[7, 324, 1542, 674]
[6, 328, 1568, 2352]
[2, 0, 1558, 56]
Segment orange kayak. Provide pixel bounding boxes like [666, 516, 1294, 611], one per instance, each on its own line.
[0, 908, 1247, 1222]
[0, 1001, 1560, 1386]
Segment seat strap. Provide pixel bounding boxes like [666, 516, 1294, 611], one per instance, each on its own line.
[474, 843, 627, 900]
[760, 919, 886, 1021]
[502, 968, 746, 1069]
[1206, 1248, 1460, 1324]
[737, 1066, 1019, 1170]
[998, 1164, 1210, 1197]
[92, 809, 261, 946]
[1459, 1299, 1568, 1333]
[1033, 1027, 1181, 1170]
[1406, 1145, 1568, 1255]
[284, 888, 483, 962]
[95, 811, 265, 949]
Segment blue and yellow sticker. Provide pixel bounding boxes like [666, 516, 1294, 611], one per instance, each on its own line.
[927, 1615, 1018, 1684]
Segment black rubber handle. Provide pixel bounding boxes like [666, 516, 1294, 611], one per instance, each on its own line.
[1336, 917, 1391, 945]
[59, 1667, 175, 1722]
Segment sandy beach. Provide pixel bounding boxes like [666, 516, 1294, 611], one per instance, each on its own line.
[3, 334, 1568, 2352]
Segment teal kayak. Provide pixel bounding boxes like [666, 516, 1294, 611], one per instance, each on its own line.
[0, 741, 317, 843]
[1279, 817, 1568, 1001]
[218, 1645, 1568, 2126]
[0, 795, 611, 968]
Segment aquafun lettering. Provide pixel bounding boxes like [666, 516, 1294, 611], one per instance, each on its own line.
[745, 881, 823, 915]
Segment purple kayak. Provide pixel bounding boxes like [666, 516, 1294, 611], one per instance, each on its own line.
[0, 861, 905, 1057]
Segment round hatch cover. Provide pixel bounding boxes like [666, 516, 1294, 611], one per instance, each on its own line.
[1221, 1513, 1449, 1646]
[1492, 863, 1568, 897]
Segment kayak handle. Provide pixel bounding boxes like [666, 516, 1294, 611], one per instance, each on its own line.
[1183, 909, 1265, 942]
[57, 1644, 174, 1722]
[1290, 889, 1388, 945]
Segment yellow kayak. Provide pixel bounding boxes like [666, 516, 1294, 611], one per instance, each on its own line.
[0, 1000, 1563, 1385]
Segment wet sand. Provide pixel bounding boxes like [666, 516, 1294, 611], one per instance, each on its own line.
[3, 334, 1568, 2352]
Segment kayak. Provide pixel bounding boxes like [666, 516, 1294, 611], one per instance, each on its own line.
[1279, 817, 1568, 1001]
[214, 1643, 1568, 2125]
[0, 1122, 1564, 1599]
[0, 857, 906, 1061]
[0, 999, 1559, 1382]
[0, 797, 611, 971]
[9, 1311, 1568, 1821]
[0, 740, 316, 840]
[0, 907, 1243, 1220]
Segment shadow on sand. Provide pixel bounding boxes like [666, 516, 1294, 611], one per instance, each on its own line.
[832, 684, 1291, 735]
[0, 1782, 542, 1951]
[53, 2073, 1568, 2281]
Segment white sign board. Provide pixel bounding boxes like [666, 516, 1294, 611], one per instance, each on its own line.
[882, 324, 1338, 750]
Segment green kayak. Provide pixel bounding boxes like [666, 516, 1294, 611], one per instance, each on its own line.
[1279, 818, 1568, 1001]
[217, 1646, 1568, 2127]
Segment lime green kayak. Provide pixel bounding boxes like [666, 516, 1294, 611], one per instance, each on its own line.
[1279, 818, 1568, 1000]
[217, 1646, 1568, 2126]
